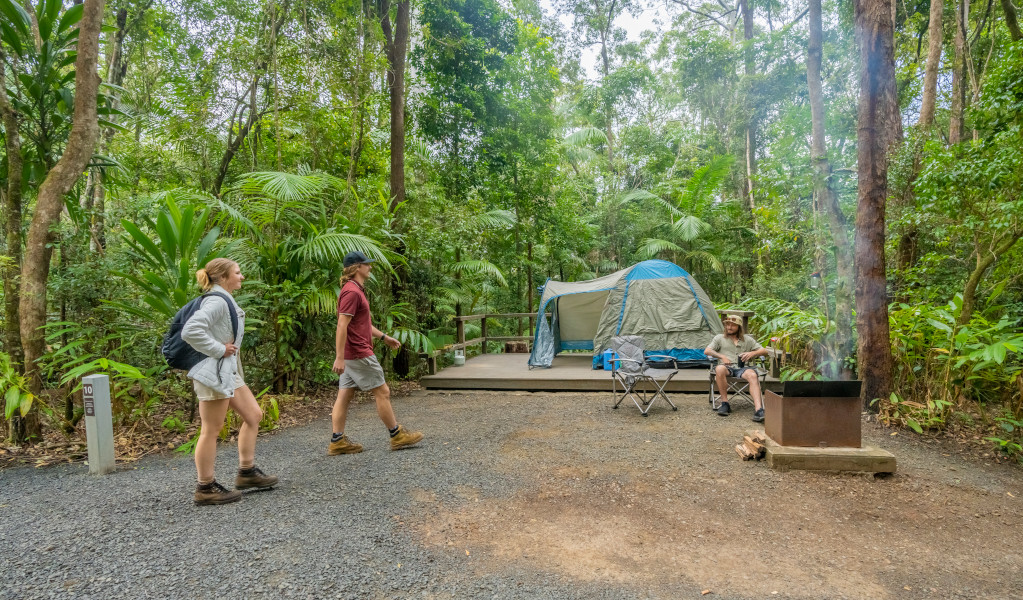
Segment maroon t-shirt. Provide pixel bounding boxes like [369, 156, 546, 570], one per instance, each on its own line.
[337, 280, 375, 360]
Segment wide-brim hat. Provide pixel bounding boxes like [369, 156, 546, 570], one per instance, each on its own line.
[343, 251, 377, 268]
[723, 315, 744, 329]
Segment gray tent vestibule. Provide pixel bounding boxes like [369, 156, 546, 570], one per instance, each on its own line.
[527, 260, 724, 369]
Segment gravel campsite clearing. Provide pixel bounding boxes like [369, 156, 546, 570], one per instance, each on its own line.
[2, 390, 1021, 599]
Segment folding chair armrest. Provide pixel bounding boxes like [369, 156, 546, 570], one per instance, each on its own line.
[646, 354, 676, 361]
[611, 358, 643, 365]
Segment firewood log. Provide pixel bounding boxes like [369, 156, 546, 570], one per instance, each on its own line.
[735, 444, 754, 460]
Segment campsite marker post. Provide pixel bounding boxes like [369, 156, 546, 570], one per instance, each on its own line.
[82, 374, 116, 475]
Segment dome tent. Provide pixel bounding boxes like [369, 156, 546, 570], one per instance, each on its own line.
[527, 260, 724, 369]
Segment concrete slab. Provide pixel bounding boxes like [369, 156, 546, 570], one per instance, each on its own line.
[764, 436, 897, 474]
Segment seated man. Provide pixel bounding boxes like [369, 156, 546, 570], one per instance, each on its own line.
[705, 315, 769, 422]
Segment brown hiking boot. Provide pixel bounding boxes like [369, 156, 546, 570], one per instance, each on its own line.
[235, 466, 279, 490]
[390, 425, 424, 451]
[194, 481, 242, 506]
[327, 434, 364, 455]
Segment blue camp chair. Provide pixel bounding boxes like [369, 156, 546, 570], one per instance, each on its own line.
[610, 336, 679, 416]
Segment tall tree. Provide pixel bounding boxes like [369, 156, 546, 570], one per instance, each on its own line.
[807, 0, 854, 378]
[555, 0, 637, 166]
[0, 44, 24, 368]
[210, 0, 292, 197]
[1001, 0, 1022, 41]
[19, 0, 106, 391]
[918, 0, 944, 127]
[379, 0, 410, 213]
[854, 0, 897, 409]
[739, 0, 758, 228]
[949, 0, 969, 143]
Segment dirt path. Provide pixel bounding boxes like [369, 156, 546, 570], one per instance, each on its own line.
[408, 391, 1023, 599]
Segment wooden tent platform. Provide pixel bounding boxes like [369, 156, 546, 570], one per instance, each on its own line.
[420, 353, 783, 393]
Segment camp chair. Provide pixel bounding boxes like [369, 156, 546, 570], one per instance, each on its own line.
[610, 336, 679, 417]
[708, 357, 768, 411]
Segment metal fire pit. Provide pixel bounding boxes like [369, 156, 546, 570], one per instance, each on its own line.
[764, 380, 863, 448]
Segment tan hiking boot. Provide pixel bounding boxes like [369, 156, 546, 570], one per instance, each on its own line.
[235, 466, 279, 490]
[327, 434, 364, 455]
[390, 425, 424, 451]
[194, 481, 242, 506]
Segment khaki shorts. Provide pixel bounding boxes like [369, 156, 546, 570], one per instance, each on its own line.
[194, 373, 245, 401]
[338, 355, 386, 391]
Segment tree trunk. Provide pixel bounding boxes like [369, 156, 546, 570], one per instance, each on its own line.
[1002, 0, 1023, 41]
[958, 233, 1021, 325]
[808, 0, 854, 379]
[86, 5, 137, 254]
[380, 0, 411, 376]
[210, 0, 291, 197]
[380, 0, 409, 213]
[740, 0, 758, 228]
[347, 1, 369, 189]
[949, 0, 969, 144]
[19, 0, 105, 394]
[918, 0, 944, 127]
[0, 47, 25, 369]
[599, 26, 615, 166]
[854, 0, 896, 410]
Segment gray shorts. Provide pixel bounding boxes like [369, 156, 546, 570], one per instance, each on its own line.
[339, 355, 387, 391]
[725, 366, 755, 378]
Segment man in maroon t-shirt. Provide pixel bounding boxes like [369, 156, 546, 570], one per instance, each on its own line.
[328, 251, 423, 455]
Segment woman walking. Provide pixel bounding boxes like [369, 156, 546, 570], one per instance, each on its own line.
[182, 258, 278, 505]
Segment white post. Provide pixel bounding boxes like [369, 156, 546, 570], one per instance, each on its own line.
[82, 374, 115, 475]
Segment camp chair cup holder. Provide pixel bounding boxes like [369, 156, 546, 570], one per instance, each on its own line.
[610, 336, 679, 416]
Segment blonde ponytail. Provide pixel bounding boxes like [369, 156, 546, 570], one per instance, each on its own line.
[195, 269, 211, 292]
[196, 258, 236, 292]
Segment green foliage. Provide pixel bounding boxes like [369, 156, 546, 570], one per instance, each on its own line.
[888, 298, 1022, 415]
[987, 415, 1023, 462]
[1, 352, 35, 422]
[0, 0, 119, 176]
[732, 297, 839, 379]
[114, 192, 237, 320]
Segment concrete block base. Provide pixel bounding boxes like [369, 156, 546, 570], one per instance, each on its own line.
[764, 437, 896, 474]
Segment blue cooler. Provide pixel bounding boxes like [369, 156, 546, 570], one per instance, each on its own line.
[602, 349, 617, 370]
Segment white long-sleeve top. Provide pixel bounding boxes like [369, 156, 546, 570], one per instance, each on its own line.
[180, 284, 246, 397]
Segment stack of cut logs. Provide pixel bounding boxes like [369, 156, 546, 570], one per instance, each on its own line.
[735, 431, 767, 461]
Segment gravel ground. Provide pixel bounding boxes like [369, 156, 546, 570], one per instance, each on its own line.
[1, 390, 1022, 600]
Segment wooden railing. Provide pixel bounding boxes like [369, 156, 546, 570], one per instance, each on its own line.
[418, 312, 541, 375]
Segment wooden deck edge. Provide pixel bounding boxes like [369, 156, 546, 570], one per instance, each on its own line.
[419, 378, 784, 393]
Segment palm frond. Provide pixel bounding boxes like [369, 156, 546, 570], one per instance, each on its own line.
[392, 327, 436, 354]
[473, 209, 516, 229]
[637, 238, 684, 260]
[299, 287, 342, 316]
[681, 154, 735, 210]
[563, 126, 608, 147]
[683, 250, 725, 273]
[450, 260, 508, 287]
[671, 214, 712, 242]
[619, 189, 659, 203]
[291, 232, 391, 269]
[235, 171, 332, 204]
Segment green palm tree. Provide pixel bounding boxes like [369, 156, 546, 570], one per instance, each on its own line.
[629, 155, 750, 273]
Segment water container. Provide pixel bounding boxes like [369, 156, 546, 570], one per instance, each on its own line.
[602, 349, 616, 370]
[453, 349, 465, 366]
